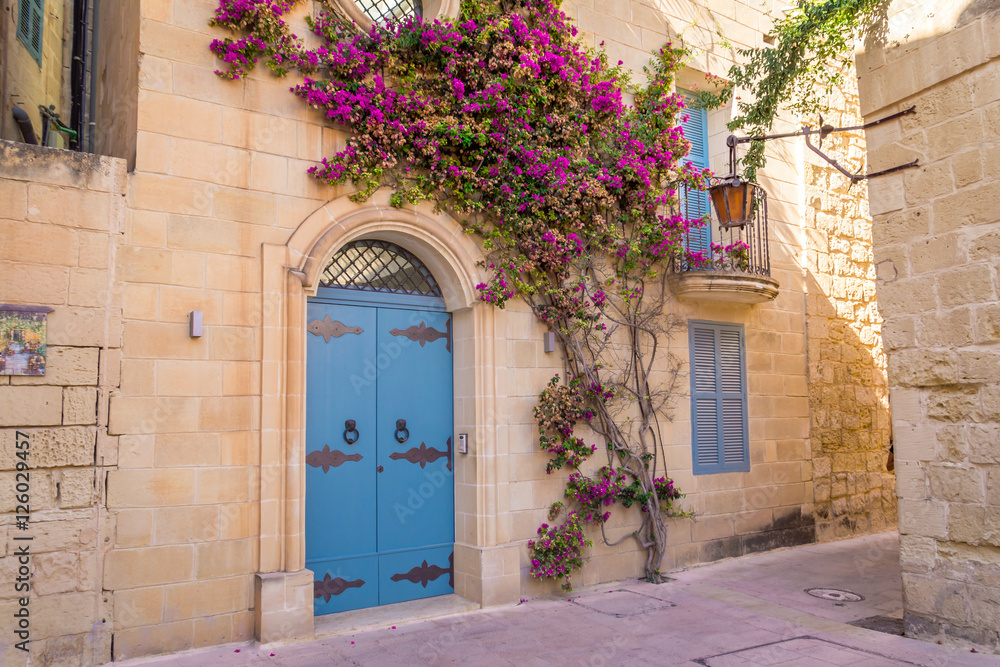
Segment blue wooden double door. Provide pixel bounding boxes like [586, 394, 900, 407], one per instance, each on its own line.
[305, 298, 455, 615]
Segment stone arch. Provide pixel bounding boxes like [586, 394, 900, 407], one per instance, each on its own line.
[289, 198, 481, 311]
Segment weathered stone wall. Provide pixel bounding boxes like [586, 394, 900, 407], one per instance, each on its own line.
[856, 0, 1000, 652]
[802, 72, 895, 542]
[0, 141, 124, 665]
[99, 0, 358, 655]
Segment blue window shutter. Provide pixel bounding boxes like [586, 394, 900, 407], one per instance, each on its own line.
[17, 0, 44, 66]
[678, 91, 710, 256]
[690, 321, 749, 474]
[691, 326, 720, 470]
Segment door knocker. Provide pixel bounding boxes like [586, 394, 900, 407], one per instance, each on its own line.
[395, 419, 409, 443]
[343, 419, 359, 445]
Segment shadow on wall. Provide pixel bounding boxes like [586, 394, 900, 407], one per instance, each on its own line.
[957, 0, 1000, 26]
[802, 103, 896, 542]
[806, 271, 896, 540]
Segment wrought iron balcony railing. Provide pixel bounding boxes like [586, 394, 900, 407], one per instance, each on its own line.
[674, 182, 771, 278]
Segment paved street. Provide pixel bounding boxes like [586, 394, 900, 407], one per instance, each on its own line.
[124, 533, 998, 666]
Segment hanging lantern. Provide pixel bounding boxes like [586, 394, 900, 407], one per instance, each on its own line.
[709, 176, 754, 230]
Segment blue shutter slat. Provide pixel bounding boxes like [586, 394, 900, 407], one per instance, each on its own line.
[678, 91, 711, 256]
[692, 328, 717, 393]
[683, 116, 707, 163]
[691, 325, 719, 471]
[718, 329, 743, 393]
[695, 399, 719, 466]
[722, 399, 745, 463]
[690, 321, 749, 475]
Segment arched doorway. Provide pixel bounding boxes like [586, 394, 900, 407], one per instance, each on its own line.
[256, 203, 517, 643]
[305, 239, 455, 615]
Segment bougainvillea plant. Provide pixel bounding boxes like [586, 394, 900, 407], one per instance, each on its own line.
[210, 0, 705, 590]
[529, 511, 591, 591]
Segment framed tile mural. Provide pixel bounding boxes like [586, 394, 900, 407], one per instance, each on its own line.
[0, 305, 53, 376]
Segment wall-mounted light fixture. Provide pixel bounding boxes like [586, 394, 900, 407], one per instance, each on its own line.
[543, 331, 557, 354]
[709, 173, 756, 230]
[189, 310, 203, 338]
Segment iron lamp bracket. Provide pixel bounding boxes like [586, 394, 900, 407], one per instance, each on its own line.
[726, 105, 920, 184]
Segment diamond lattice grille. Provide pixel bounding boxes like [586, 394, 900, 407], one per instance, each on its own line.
[353, 0, 421, 23]
[320, 240, 442, 296]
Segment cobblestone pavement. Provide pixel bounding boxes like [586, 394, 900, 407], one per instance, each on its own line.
[122, 533, 999, 666]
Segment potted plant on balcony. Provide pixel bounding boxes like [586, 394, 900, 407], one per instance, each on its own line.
[710, 241, 751, 272]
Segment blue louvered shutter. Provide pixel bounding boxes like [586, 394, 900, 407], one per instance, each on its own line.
[17, 0, 44, 65]
[690, 321, 749, 474]
[678, 91, 711, 257]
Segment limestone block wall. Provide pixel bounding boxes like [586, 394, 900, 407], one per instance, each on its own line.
[856, 0, 1000, 652]
[802, 72, 895, 542]
[100, 0, 353, 657]
[0, 141, 124, 665]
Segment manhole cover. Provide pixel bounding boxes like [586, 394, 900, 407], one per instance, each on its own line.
[570, 589, 675, 617]
[805, 588, 864, 602]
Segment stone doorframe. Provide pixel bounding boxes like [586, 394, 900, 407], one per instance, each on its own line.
[254, 194, 521, 643]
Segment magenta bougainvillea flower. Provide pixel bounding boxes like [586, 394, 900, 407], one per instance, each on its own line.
[210, 0, 699, 590]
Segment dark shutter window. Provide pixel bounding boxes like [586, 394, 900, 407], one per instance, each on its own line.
[690, 320, 749, 474]
[679, 91, 710, 256]
[17, 0, 44, 66]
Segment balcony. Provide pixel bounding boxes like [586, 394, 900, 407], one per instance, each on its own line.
[674, 183, 779, 304]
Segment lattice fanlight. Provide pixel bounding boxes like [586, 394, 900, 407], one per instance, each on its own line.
[320, 240, 442, 296]
[353, 0, 422, 23]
